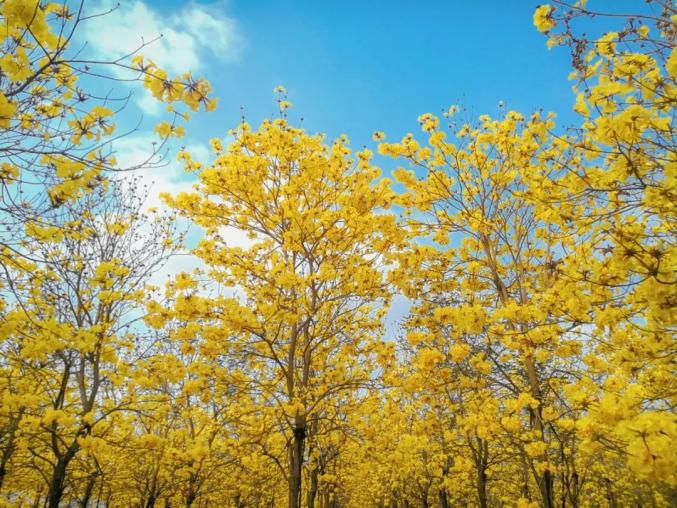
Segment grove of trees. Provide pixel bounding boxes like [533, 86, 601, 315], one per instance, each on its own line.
[0, 1, 674, 507]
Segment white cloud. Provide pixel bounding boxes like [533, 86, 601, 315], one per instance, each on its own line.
[83, 0, 239, 74]
[110, 133, 203, 211]
[150, 251, 205, 288]
[137, 89, 163, 116]
[110, 130, 252, 261]
[81, 1, 239, 113]
[180, 7, 239, 58]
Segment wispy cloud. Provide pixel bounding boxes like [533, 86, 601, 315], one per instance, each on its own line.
[111, 133, 202, 210]
[81, 1, 239, 114]
[79, 1, 249, 292]
[111, 132, 252, 247]
[83, 0, 240, 73]
[111, 132, 251, 291]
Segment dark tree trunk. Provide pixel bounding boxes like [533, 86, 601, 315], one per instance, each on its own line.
[0, 413, 21, 491]
[288, 425, 306, 508]
[95, 479, 104, 507]
[605, 478, 618, 508]
[470, 437, 489, 508]
[307, 465, 319, 508]
[47, 446, 78, 508]
[185, 472, 198, 507]
[568, 472, 580, 508]
[186, 486, 197, 507]
[80, 473, 98, 507]
[438, 488, 450, 508]
[540, 470, 555, 508]
[478, 467, 488, 508]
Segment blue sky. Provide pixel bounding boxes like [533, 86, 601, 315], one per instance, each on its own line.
[83, 0, 644, 173]
[79, 0, 641, 337]
[144, 0, 642, 143]
[147, 0, 580, 144]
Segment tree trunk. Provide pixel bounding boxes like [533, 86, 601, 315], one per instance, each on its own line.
[525, 356, 554, 508]
[605, 478, 617, 508]
[185, 471, 198, 507]
[47, 446, 78, 508]
[289, 425, 306, 508]
[438, 488, 450, 508]
[80, 473, 98, 507]
[186, 486, 197, 508]
[568, 472, 580, 508]
[47, 466, 66, 508]
[478, 468, 488, 508]
[95, 478, 104, 507]
[483, 237, 553, 508]
[0, 414, 21, 491]
[307, 465, 319, 508]
[539, 467, 555, 508]
[476, 438, 489, 508]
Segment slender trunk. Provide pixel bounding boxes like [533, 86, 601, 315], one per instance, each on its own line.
[568, 472, 579, 508]
[95, 477, 104, 507]
[80, 474, 98, 507]
[0, 412, 22, 491]
[185, 471, 198, 507]
[438, 489, 450, 508]
[476, 438, 489, 508]
[186, 486, 197, 507]
[478, 468, 488, 508]
[541, 469, 555, 508]
[47, 465, 66, 508]
[524, 356, 554, 508]
[307, 465, 319, 508]
[605, 478, 617, 508]
[288, 425, 306, 508]
[520, 452, 530, 500]
[482, 236, 554, 508]
[144, 468, 161, 508]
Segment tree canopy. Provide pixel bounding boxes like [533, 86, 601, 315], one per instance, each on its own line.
[0, 1, 675, 507]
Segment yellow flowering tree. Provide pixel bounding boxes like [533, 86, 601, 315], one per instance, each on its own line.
[0, 0, 215, 245]
[158, 100, 404, 508]
[533, 0, 676, 488]
[0, 179, 177, 507]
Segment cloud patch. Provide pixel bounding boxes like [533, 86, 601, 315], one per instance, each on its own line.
[82, 1, 240, 76]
